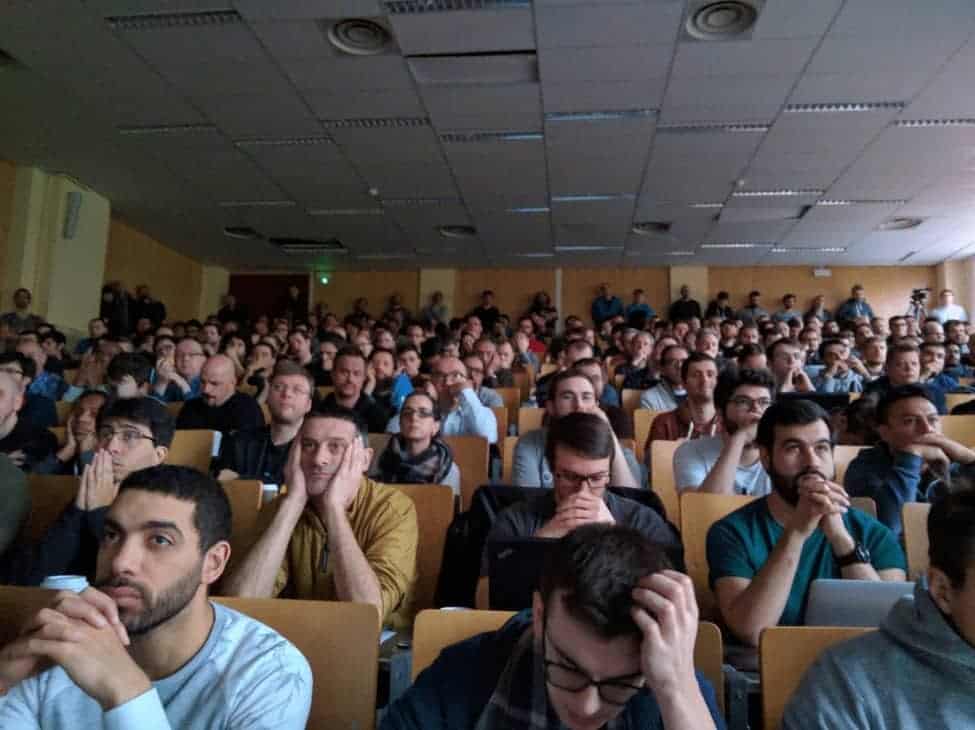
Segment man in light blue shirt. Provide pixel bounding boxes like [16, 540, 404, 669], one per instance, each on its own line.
[835, 284, 875, 324]
[0, 464, 312, 728]
[387, 356, 497, 444]
[813, 339, 864, 394]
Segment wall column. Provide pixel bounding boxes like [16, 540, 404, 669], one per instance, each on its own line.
[5, 168, 109, 335]
[199, 265, 230, 320]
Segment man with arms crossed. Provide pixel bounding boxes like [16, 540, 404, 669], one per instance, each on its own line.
[0, 464, 312, 727]
[707, 399, 907, 646]
[384, 524, 722, 730]
[223, 407, 418, 628]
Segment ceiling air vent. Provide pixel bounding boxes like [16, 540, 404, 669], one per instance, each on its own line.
[438, 225, 477, 238]
[269, 237, 348, 255]
[631, 221, 673, 236]
[385, 0, 530, 14]
[324, 18, 392, 56]
[106, 10, 241, 31]
[223, 226, 261, 240]
[877, 217, 924, 231]
[683, 0, 763, 41]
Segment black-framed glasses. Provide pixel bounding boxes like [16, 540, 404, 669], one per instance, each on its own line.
[554, 469, 610, 488]
[729, 395, 772, 410]
[97, 427, 156, 446]
[541, 630, 644, 706]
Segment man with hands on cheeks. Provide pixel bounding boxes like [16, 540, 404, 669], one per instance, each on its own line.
[222, 407, 418, 628]
[384, 525, 722, 730]
[707, 399, 907, 646]
[0, 465, 312, 728]
[845, 384, 975, 537]
[152, 337, 205, 403]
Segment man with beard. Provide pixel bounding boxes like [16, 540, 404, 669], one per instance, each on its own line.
[175, 355, 264, 435]
[707, 399, 907, 647]
[0, 465, 312, 727]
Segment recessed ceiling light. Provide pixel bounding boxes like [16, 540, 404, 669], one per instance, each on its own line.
[438, 224, 477, 238]
[667, 251, 696, 256]
[770, 247, 847, 253]
[731, 189, 824, 198]
[324, 18, 392, 56]
[894, 118, 975, 128]
[700, 242, 768, 249]
[688, 202, 726, 209]
[876, 217, 925, 231]
[783, 102, 905, 113]
[554, 245, 624, 252]
[308, 208, 384, 216]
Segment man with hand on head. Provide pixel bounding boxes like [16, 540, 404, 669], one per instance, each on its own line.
[845, 384, 975, 537]
[175, 355, 263, 434]
[708, 399, 907, 646]
[213, 360, 313, 485]
[222, 407, 418, 628]
[0, 371, 57, 472]
[386, 524, 721, 730]
[43, 390, 107, 476]
[812, 339, 864, 394]
[0, 465, 312, 728]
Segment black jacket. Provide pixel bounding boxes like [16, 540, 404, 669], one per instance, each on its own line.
[213, 426, 291, 484]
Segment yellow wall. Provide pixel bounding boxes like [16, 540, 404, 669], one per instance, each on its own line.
[454, 268, 557, 322]
[311, 270, 421, 319]
[708, 266, 938, 321]
[562, 267, 671, 322]
[669, 265, 709, 304]
[0, 160, 16, 305]
[418, 268, 456, 321]
[104, 219, 204, 322]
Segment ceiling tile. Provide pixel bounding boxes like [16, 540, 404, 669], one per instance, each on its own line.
[389, 8, 535, 55]
[535, 3, 683, 48]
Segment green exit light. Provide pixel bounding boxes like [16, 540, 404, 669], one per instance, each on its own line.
[320, 275, 329, 285]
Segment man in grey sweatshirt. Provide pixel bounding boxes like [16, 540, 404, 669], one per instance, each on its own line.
[782, 489, 975, 729]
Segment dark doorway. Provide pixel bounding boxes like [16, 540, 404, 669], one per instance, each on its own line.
[229, 274, 309, 324]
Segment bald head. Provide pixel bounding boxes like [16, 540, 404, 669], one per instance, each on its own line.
[0, 371, 24, 423]
[200, 355, 237, 407]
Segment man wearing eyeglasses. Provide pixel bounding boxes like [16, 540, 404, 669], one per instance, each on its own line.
[674, 368, 775, 497]
[152, 337, 206, 402]
[213, 361, 313, 484]
[488, 412, 680, 574]
[0, 397, 174, 585]
[385, 524, 722, 730]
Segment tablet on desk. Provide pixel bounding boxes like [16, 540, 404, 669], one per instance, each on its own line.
[804, 579, 915, 627]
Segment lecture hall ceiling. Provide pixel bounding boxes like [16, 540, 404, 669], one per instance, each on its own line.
[4, 0, 975, 270]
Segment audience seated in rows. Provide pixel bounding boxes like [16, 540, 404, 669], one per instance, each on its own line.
[647, 353, 722, 446]
[223, 407, 419, 628]
[708, 399, 907, 646]
[0, 465, 312, 727]
[175, 355, 264, 435]
[783, 488, 975, 728]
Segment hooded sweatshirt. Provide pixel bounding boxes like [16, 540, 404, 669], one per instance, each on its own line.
[782, 583, 975, 729]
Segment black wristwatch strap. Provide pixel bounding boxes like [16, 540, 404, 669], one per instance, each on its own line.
[835, 541, 871, 567]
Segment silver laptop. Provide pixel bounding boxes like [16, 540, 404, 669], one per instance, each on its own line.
[804, 579, 915, 627]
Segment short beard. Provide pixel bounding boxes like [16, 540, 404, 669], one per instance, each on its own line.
[96, 558, 203, 637]
[770, 466, 833, 507]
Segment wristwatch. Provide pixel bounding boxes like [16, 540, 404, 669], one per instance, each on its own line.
[835, 541, 871, 567]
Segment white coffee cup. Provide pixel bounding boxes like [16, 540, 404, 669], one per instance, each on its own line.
[40, 575, 89, 593]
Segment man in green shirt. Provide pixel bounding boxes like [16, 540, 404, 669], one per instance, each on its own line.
[707, 398, 907, 646]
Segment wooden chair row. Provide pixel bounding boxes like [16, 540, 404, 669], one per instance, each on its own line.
[55, 399, 272, 427]
[0, 585, 379, 730]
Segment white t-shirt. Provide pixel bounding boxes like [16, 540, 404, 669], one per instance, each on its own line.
[0, 602, 312, 729]
[673, 436, 771, 496]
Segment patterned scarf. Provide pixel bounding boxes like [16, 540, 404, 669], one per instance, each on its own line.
[475, 629, 628, 730]
[376, 434, 453, 485]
